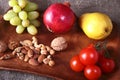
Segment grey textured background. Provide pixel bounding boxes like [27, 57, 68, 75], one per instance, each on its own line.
[0, 0, 120, 80]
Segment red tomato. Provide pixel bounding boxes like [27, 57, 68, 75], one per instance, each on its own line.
[98, 50, 105, 62]
[79, 44, 99, 65]
[84, 65, 101, 80]
[70, 55, 85, 72]
[99, 58, 115, 73]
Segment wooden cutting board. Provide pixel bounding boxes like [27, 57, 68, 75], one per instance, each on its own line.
[0, 14, 120, 80]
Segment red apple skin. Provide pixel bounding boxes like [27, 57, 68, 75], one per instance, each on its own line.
[43, 3, 76, 33]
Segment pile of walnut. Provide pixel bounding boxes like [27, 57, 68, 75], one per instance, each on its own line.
[0, 37, 56, 66]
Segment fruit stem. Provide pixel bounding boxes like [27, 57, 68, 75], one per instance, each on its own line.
[95, 41, 111, 58]
[63, 2, 71, 7]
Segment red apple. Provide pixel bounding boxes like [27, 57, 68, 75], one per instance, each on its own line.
[43, 3, 76, 33]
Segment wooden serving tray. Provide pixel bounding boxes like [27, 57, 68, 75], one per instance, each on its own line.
[0, 14, 120, 80]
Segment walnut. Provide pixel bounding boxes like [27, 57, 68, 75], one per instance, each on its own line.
[51, 37, 68, 51]
[8, 40, 20, 50]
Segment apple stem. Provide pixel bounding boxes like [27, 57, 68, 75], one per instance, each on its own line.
[63, 1, 77, 22]
[63, 2, 71, 7]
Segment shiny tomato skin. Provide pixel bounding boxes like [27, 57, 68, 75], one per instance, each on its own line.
[79, 44, 99, 65]
[98, 50, 105, 62]
[70, 55, 85, 72]
[84, 65, 101, 80]
[99, 58, 115, 73]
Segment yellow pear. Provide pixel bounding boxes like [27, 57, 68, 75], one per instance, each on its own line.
[79, 12, 113, 40]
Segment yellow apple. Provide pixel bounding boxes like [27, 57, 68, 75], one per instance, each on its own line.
[79, 12, 113, 40]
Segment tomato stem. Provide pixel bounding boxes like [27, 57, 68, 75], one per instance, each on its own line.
[95, 41, 111, 58]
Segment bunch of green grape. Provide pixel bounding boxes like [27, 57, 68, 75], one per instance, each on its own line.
[3, 0, 40, 35]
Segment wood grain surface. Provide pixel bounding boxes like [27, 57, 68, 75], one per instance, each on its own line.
[0, 14, 120, 80]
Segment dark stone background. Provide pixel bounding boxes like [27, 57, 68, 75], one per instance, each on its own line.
[0, 0, 120, 80]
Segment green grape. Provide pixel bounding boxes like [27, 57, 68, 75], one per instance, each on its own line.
[16, 25, 25, 34]
[30, 20, 40, 27]
[18, 0, 27, 9]
[28, 11, 39, 20]
[24, 1, 38, 11]
[19, 11, 27, 20]
[8, 0, 18, 7]
[7, 9, 16, 14]
[27, 25, 38, 35]
[3, 14, 10, 21]
[3, 10, 17, 21]
[22, 19, 30, 27]
[10, 16, 21, 26]
[13, 5, 21, 13]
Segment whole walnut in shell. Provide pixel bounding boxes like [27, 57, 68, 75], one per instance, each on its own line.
[51, 37, 68, 51]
